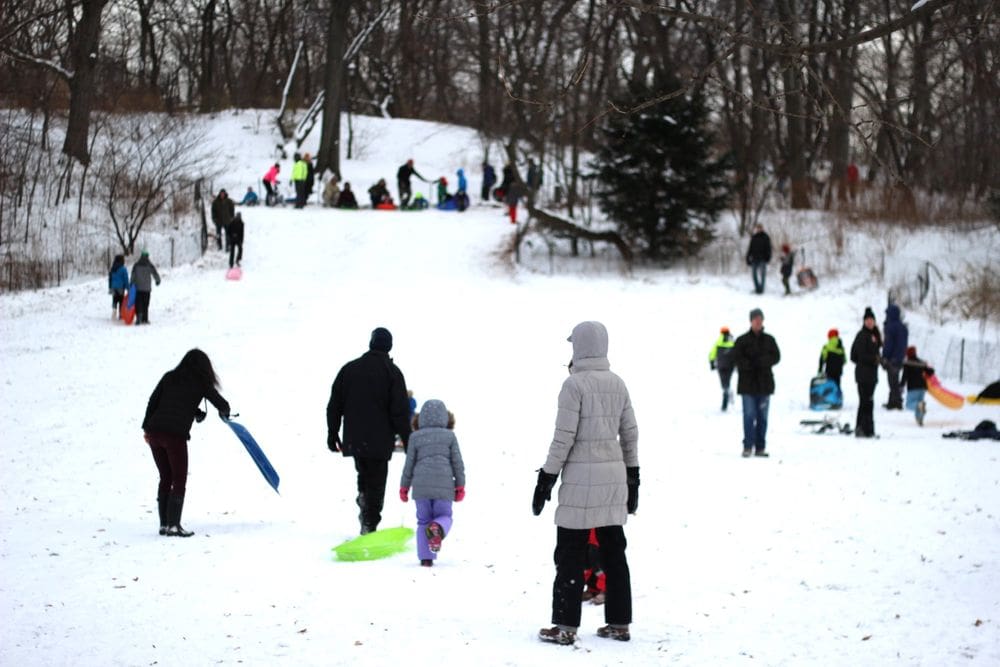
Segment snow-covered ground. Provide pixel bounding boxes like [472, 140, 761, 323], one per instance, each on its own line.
[1, 114, 998, 666]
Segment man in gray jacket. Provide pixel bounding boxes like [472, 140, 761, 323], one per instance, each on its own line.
[130, 250, 161, 325]
[534, 321, 639, 646]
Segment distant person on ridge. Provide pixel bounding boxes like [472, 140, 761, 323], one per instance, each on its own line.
[481, 162, 496, 202]
[745, 225, 772, 294]
[291, 153, 308, 209]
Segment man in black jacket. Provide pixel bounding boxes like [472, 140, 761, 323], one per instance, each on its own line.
[745, 225, 772, 294]
[732, 308, 781, 457]
[211, 189, 234, 251]
[396, 159, 427, 209]
[327, 328, 411, 534]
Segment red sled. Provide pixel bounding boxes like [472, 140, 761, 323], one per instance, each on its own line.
[120, 284, 136, 324]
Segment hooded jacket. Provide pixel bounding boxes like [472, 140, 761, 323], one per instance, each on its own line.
[109, 258, 129, 291]
[709, 333, 735, 371]
[882, 305, 908, 365]
[131, 255, 161, 292]
[543, 321, 639, 530]
[400, 399, 466, 500]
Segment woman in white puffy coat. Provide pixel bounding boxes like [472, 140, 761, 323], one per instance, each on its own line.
[535, 321, 639, 645]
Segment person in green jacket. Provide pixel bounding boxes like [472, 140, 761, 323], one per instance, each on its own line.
[291, 153, 309, 209]
[708, 326, 736, 411]
[818, 328, 846, 390]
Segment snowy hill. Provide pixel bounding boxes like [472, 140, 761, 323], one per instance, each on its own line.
[1, 113, 998, 665]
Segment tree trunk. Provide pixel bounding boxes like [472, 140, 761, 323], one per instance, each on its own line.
[198, 0, 218, 113]
[827, 2, 859, 207]
[776, 0, 811, 210]
[476, 6, 492, 133]
[317, 0, 351, 178]
[63, 0, 109, 166]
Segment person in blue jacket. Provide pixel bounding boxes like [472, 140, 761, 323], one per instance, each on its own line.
[108, 254, 129, 318]
[882, 304, 908, 409]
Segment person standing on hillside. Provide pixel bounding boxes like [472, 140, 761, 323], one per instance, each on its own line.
[142, 349, 231, 537]
[779, 243, 795, 295]
[534, 321, 639, 646]
[130, 249, 161, 325]
[210, 189, 234, 251]
[481, 162, 496, 202]
[262, 163, 280, 206]
[731, 308, 781, 457]
[850, 307, 882, 438]
[291, 153, 308, 209]
[745, 225, 772, 294]
[397, 159, 429, 209]
[227, 212, 244, 269]
[708, 326, 736, 411]
[303, 153, 316, 203]
[882, 304, 908, 410]
[327, 328, 412, 535]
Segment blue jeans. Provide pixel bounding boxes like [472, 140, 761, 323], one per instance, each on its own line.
[751, 262, 767, 294]
[906, 388, 926, 412]
[741, 394, 770, 452]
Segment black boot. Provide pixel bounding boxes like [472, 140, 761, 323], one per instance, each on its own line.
[165, 494, 194, 537]
[157, 496, 168, 535]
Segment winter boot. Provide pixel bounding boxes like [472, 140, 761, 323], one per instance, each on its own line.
[164, 494, 194, 537]
[722, 391, 729, 411]
[538, 626, 577, 645]
[916, 401, 926, 426]
[426, 521, 444, 553]
[596, 625, 630, 642]
[157, 496, 168, 535]
[420, 559, 434, 567]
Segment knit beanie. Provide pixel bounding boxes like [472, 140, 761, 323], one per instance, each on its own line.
[828, 328, 839, 339]
[369, 327, 393, 353]
[863, 306, 876, 320]
[749, 308, 764, 321]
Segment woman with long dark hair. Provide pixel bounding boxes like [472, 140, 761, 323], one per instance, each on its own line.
[142, 349, 230, 536]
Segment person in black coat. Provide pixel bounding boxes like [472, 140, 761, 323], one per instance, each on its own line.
[336, 182, 359, 209]
[745, 225, 772, 294]
[327, 328, 412, 534]
[850, 307, 883, 438]
[731, 308, 781, 457]
[210, 190, 234, 251]
[142, 349, 231, 537]
[227, 213, 244, 268]
[396, 159, 428, 208]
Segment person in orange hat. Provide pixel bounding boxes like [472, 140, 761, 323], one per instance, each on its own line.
[708, 326, 736, 410]
[818, 328, 846, 389]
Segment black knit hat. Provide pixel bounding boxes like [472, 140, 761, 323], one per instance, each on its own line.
[863, 307, 876, 320]
[369, 327, 393, 352]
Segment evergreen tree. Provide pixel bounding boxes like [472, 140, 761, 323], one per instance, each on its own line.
[590, 83, 733, 262]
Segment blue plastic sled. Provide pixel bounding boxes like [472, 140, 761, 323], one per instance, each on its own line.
[225, 419, 280, 493]
[126, 284, 137, 308]
[809, 376, 843, 410]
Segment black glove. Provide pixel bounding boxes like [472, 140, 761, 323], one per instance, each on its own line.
[710, 360, 716, 371]
[531, 468, 558, 516]
[328, 433, 341, 453]
[626, 466, 640, 514]
[194, 408, 207, 423]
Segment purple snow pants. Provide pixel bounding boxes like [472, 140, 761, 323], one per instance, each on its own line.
[414, 498, 453, 561]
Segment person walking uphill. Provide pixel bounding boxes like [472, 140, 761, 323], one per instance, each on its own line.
[746, 225, 772, 294]
[210, 189, 234, 251]
[882, 304, 908, 410]
[397, 159, 428, 209]
[534, 321, 639, 646]
[108, 254, 129, 318]
[327, 328, 412, 535]
[130, 250, 161, 325]
[731, 308, 781, 457]
[142, 349, 231, 537]
[399, 399, 465, 567]
[227, 212, 244, 268]
[851, 307, 882, 438]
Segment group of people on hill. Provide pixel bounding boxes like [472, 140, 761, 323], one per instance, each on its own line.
[107, 249, 161, 325]
[745, 225, 809, 296]
[707, 301, 932, 452]
[210, 189, 246, 269]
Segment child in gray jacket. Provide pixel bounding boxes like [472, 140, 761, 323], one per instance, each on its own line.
[399, 399, 466, 567]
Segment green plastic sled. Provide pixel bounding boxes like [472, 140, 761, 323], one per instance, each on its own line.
[332, 526, 415, 562]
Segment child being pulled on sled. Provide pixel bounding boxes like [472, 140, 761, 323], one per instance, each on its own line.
[399, 399, 465, 567]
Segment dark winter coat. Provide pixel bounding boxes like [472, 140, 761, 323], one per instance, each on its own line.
[902, 356, 931, 390]
[732, 328, 781, 395]
[109, 260, 129, 291]
[780, 250, 795, 278]
[483, 164, 496, 188]
[396, 163, 425, 185]
[499, 164, 515, 191]
[368, 182, 390, 206]
[305, 160, 315, 196]
[211, 195, 235, 228]
[850, 325, 882, 385]
[336, 189, 359, 209]
[227, 215, 244, 245]
[142, 366, 230, 440]
[399, 400, 466, 500]
[746, 231, 772, 265]
[327, 350, 411, 460]
[131, 255, 161, 292]
[527, 161, 542, 190]
[819, 336, 846, 380]
[882, 305, 908, 365]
